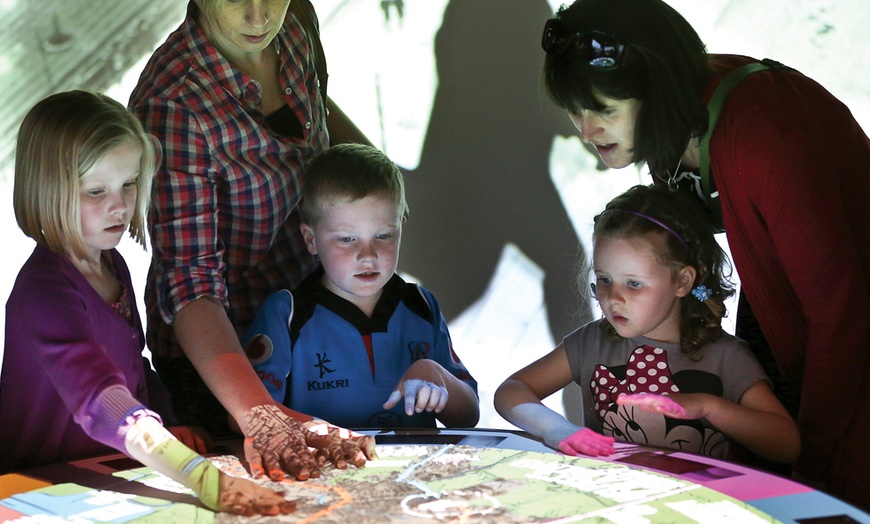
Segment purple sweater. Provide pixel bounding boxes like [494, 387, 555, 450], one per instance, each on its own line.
[0, 246, 175, 473]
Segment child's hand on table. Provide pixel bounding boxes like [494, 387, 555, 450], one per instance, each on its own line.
[383, 359, 450, 416]
[616, 393, 689, 417]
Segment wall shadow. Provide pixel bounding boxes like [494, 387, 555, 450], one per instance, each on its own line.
[397, 0, 598, 423]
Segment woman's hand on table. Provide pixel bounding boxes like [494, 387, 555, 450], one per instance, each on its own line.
[303, 419, 378, 468]
[241, 404, 377, 481]
[241, 404, 323, 481]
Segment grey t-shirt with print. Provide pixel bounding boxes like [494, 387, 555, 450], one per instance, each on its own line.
[562, 319, 768, 458]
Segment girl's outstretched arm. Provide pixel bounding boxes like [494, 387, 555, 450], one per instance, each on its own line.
[618, 381, 800, 463]
[494, 344, 615, 456]
[124, 414, 295, 515]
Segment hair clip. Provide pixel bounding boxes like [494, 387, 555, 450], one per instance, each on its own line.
[691, 285, 712, 302]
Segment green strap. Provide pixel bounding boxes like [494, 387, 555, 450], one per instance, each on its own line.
[698, 61, 771, 229]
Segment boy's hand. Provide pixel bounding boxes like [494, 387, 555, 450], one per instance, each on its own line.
[303, 420, 378, 468]
[558, 428, 616, 457]
[383, 360, 449, 416]
[167, 425, 212, 454]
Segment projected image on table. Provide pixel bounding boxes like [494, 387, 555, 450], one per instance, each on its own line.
[0, 446, 783, 523]
[1, 0, 868, 438]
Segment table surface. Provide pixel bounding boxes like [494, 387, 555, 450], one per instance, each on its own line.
[1, 427, 868, 523]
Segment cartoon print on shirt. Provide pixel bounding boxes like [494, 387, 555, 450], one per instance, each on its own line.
[591, 345, 730, 458]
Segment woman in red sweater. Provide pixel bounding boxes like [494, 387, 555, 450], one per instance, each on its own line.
[539, 0, 869, 510]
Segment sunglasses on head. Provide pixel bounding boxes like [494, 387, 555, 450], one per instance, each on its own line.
[541, 18, 625, 69]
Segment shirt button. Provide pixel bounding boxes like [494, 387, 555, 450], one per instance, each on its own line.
[305, 121, 311, 129]
[285, 87, 293, 95]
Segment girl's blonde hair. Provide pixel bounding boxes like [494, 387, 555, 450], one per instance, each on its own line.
[14, 90, 158, 259]
[591, 184, 735, 354]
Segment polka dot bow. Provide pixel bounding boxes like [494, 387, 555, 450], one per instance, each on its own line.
[591, 345, 681, 421]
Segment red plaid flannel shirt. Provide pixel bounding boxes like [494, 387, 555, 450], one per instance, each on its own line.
[129, 2, 325, 357]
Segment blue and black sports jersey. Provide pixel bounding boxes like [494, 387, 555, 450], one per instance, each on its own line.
[241, 267, 477, 428]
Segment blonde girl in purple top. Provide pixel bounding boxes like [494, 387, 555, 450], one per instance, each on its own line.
[0, 91, 294, 516]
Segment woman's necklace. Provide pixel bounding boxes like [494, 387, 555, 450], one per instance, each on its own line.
[660, 159, 711, 207]
[656, 160, 692, 191]
[666, 160, 683, 191]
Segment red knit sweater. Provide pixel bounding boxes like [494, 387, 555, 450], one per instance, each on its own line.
[703, 54, 870, 504]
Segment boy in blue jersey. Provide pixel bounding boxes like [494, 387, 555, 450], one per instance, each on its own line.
[242, 144, 479, 429]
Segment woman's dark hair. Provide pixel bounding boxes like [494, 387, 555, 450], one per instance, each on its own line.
[544, 0, 711, 179]
[592, 185, 735, 354]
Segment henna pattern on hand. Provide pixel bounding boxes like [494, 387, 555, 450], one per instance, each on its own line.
[303, 420, 378, 468]
[242, 404, 319, 481]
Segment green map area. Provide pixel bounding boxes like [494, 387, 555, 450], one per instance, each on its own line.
[0, 445, 780, 523]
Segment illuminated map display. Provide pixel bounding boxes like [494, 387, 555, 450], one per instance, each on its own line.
[0, 445, 780, 523]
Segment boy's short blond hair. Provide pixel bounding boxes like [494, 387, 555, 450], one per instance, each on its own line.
[301, 143, 408, 225]
[14, 90, 157, 259]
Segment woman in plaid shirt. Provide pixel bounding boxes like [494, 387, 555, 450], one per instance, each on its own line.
[129, 0, 375, 482]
